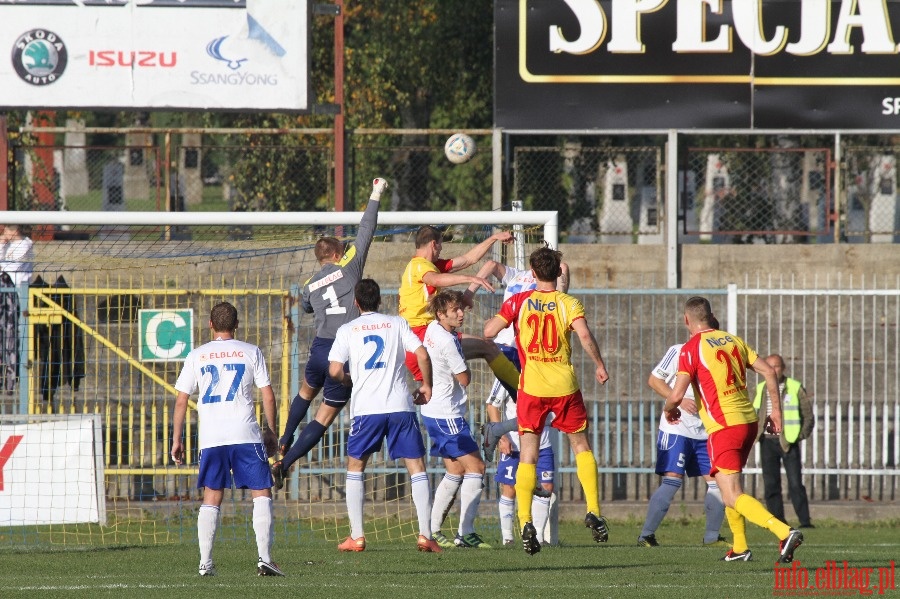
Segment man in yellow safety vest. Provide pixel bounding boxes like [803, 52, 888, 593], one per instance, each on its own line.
[753, 354, 816, 529]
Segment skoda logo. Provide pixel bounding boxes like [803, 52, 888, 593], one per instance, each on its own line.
[12, 28, 68, 86]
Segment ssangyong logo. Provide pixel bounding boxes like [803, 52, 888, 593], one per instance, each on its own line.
[192, 34, 278, 87]
[12, 28, 67, 86]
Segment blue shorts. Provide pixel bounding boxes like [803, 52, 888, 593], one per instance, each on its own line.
[421, 416, 480, 460]
[347, 412, 426, 461]
[499, 344, 520, 369]
[305, 336, 351, 406]
[494, 447, 555, 486]
[655, 431, 711, 477]
[197, 443, 273, 490]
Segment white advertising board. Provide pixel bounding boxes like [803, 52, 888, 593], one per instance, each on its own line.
[0, 0, 309, 111]
[0, 414, 106, 526]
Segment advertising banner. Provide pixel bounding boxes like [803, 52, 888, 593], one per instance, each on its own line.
[1, 0, 309, 111]
[0, 415, 105, 526]
[495, 0, 900, 129]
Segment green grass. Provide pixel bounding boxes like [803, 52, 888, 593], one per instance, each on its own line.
[0, 519, 897, 599]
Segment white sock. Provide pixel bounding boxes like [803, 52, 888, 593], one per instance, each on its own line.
[458, 473, 484, 536]
[252, 496, 274, 563]
[197, 504, 219, 566]
[499, 495, 515, 542]
[430, 473, 462, 534]
[704, 480, 726, 543]
[532, 495, 551, 543]
[410, 472, 433, 538]
[346, 471, 365, 539]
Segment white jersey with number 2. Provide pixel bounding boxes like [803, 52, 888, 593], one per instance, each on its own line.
[329, 311, 423, 418]
[175, 338, 272, 450]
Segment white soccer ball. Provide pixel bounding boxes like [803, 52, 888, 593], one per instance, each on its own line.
[444, 133, 476, 164]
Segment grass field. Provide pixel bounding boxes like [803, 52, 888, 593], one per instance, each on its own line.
[1, 518, 897, 599]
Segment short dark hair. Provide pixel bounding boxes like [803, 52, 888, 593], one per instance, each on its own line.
[684, 296, 714, 326]
[428, 289, 464, 318]
[414, 225, 443, 248]
[210, 301, 238, 332]
[314, 237, 344, 262]
[529, 247, 563, 282]
[355, 278, 381, 312]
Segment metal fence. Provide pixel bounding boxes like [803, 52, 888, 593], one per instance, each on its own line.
[2, 280, 896, 506]
[8, 126, 900, 245]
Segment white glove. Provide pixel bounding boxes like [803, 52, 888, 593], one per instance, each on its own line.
[371, 178, 388, 201]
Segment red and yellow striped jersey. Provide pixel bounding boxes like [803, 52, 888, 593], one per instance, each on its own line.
[677, 329, 760, 434]
[495, 289, 584, 397]
[398, 257, 452, 328]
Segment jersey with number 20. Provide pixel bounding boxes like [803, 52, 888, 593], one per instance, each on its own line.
[328, 312, 423, 418]
[495, 288, 584, 397]
[175, 338, 272, 451]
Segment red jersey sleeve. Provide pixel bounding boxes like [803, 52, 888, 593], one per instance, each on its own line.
[435, 258, 452, 273]
[677, 337, 699, 378]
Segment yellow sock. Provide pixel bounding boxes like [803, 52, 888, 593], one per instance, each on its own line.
[725, 507, 748, 553]
[488, 354, 520, 390]
[514, 462, 537, 524]
[575, 451, 601, 516]
[734, 494, 791, 540]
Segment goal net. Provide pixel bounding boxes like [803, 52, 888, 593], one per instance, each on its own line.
[0, 209, 555, 547]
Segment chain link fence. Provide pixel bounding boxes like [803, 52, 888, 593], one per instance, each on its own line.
[682, 147, 833, 244]
[8, 126, 900, 244]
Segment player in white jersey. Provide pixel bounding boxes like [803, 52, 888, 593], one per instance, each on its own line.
[420, 290, 491, 549]
[477, 260, 569, 460]
[327, 278, 443, 553]
[171, 302, 284, 577]
[637, 330, 727, 548]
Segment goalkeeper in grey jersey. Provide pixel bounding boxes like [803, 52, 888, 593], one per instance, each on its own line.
[272, 178, 386, 489]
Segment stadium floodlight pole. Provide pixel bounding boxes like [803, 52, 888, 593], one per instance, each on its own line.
[3, 210, 559, 249]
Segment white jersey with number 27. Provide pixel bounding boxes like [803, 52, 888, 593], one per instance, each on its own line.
[329, 312, 423, 418]
[175, 338, 272, 450]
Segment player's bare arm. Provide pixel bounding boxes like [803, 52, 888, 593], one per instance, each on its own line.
[482, 314, 508, 339]
[414, 345, 433, 402]
[572, 318, 609, 385]
[750, 356, 783, 433]
[447, 231, 514, 271]
[648, 374, 699, 416]
[422, 270, 495, 294]
[260, 385, 278, 453]
[464, 259, 504, 305]
[328, 360, 347, 385]
[662, 374, 692, 423]
[170, 390, 190, 465]
[558, 262, 570, 293]
[647, 374, 673, 400]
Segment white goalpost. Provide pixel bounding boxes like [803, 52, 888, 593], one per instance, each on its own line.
[0, 208, 557, 547]
[2, 210, 559, 247]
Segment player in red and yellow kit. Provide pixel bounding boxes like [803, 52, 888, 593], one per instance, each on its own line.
[399, 226, 520, 394]
[484, 246, 610, 555]
[662, 296, 804, 564]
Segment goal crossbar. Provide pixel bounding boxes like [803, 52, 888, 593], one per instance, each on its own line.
[3, 210, 559, 248]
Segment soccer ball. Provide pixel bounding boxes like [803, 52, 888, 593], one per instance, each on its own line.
[444, 133, 476, 164]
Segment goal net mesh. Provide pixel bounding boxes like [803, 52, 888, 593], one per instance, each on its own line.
[0, 216, 550, 547]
